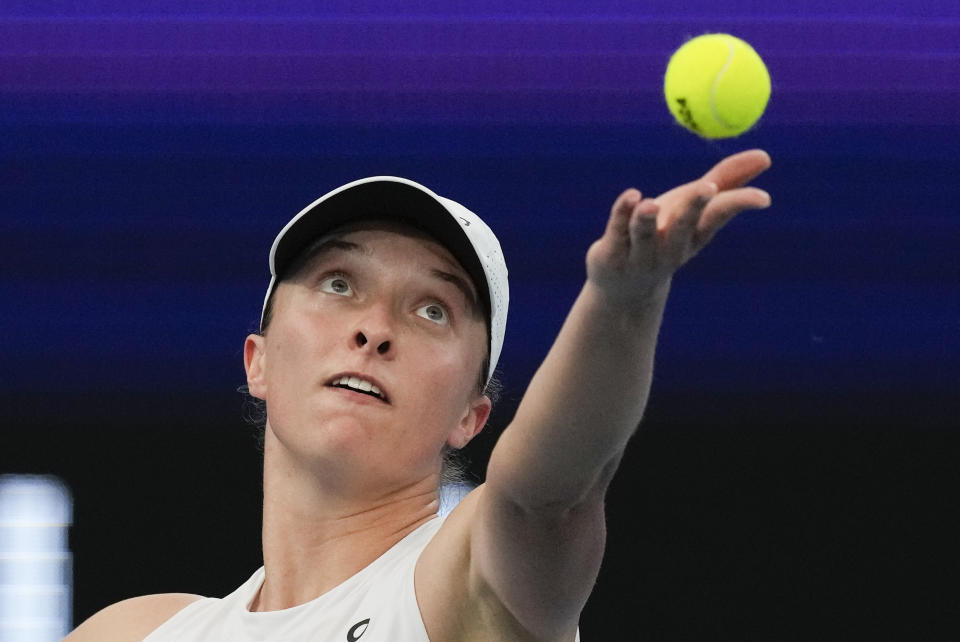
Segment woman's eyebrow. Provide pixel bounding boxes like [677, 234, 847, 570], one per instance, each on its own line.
[308, 237, 367, 265]
[308, 238, 369, 261]
[429, 268, 482, 319]
[285, 237, 368, 281]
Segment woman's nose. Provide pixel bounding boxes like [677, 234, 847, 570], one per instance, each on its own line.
[355, 331, 391, 355]
[352, 301, 395, 356]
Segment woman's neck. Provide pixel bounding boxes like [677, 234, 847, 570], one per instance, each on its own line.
[253, 428, 440, 611]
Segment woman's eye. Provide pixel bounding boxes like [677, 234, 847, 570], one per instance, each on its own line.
[416, 303, 449, 325]
[320, 276, 352, 296]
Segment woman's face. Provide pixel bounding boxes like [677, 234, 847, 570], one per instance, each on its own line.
[245, 222, 491, 493]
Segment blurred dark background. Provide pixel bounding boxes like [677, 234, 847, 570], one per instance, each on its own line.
[2, 1, 958, 639]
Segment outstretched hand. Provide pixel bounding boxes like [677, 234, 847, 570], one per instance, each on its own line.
[586, 149, 772, 305]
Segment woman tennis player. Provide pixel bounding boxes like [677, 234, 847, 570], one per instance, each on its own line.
[67, 150, 772, 641]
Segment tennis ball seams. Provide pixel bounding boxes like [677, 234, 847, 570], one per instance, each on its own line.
[663, 33, 770, 139]
[708, 38, 738, 133]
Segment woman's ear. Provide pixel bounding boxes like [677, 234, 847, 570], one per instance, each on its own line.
[244, 334, 267, 400]
[447, 394, 493, 450]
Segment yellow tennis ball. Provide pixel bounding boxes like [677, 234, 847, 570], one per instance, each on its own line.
[664, 33, 771, 139]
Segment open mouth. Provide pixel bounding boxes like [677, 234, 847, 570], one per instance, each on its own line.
[327, 375, 389, 403]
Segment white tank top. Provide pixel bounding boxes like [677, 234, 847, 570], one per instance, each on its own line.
[144, 516, 580, 641]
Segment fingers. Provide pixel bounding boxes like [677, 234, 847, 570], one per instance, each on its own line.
[695, 187, 772, 246]
[606, 188, 641, 244]
[607, 188, 665, 251]
[665, 150, 771, 251]
[701, 149, 772, 191]
[660, 180, 716, 256]
[627, 197, 660, 243]
[607, 151, 771, 262]
[655, 178, 716, 229]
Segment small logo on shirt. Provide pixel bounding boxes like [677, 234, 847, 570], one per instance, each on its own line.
[347, 618, 370, 641]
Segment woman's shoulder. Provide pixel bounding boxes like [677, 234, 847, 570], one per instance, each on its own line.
[63, 593, 206, 642]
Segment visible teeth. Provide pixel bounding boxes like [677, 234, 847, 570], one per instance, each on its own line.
[332, 375, 383, 399]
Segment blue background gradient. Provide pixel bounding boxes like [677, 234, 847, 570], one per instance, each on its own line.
[3, 1, 957, 638]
